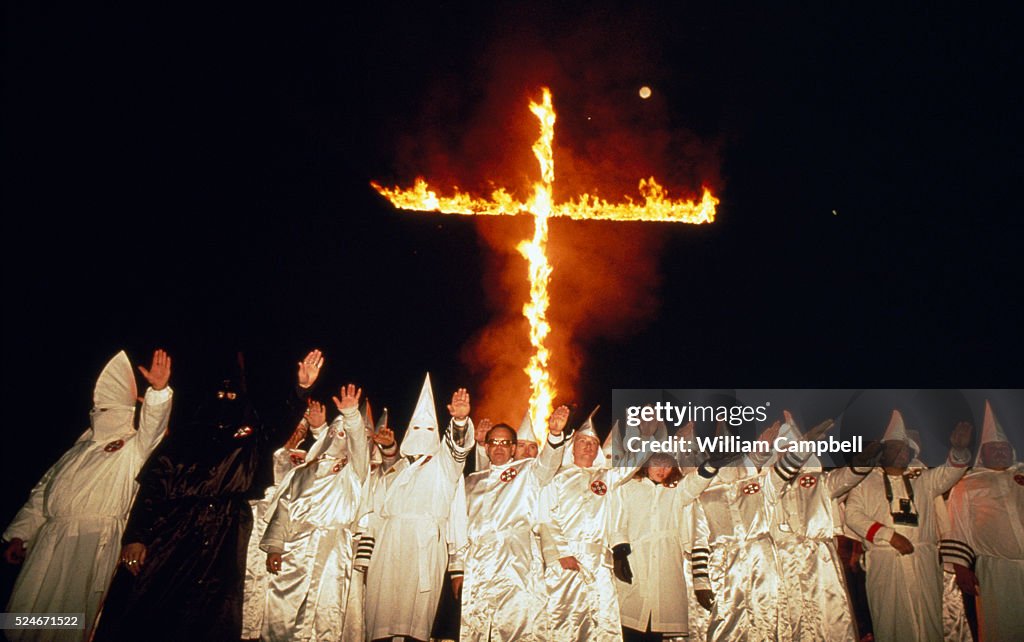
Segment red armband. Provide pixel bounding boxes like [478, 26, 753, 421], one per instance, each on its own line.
[866, 522, 884, 543]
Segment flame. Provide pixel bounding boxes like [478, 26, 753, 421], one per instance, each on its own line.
[372, 88, 716, 435]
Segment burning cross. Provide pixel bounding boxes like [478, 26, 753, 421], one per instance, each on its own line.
[373, 88, 717, 430]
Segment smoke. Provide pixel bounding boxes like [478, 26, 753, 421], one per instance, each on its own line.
[388, 4, 721, 424]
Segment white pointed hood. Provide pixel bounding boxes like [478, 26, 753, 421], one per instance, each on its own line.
[976, 400, 1016, 466]
[881, 410, 910, 445]
[89, 351, 138, 441]
[518, 411, 539, 445]
[307, 414, 348, 461]
[565, 406, 606, 468]
[401, 373, 440, 457]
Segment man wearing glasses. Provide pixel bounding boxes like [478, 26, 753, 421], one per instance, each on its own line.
[450, 405, 569, 641]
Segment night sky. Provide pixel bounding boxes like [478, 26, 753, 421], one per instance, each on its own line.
[2, 3, 1020, 527]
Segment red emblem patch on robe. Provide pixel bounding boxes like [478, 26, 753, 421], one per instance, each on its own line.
[290, 453, 306, 466]
[590, 480, 607, 496]
[233, 426, 253, 439]
[1014, 474, 1024, 486]
[742, 482, 761, 495]
[104, 439, 125, 453]
[332, 462, 342, 474]
[500, 468, 518, 482]
[799, 475, 817, 489]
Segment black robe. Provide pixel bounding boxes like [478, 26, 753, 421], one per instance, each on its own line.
[94, 386, 308, 641]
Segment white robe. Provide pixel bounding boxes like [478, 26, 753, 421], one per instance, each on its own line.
[538, 464, 633, 642]
[844, 456, 969, 642]
[945, 464, 1024, 642]
[364, 420, 472, 641]
[241, 448, 294, 639]
[260, 409, 368, 642]
[692, 462, 791, 642]
[611, 471, 713, 635]
[454, 440, 562, 642]
[3, 387, 172, 642]
[772, 465, 866, 642]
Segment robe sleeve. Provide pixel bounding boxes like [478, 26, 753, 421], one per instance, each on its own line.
[942, 479, 977, 569]
[440, 417, 473, 483]
[691, 500, 712, 591]
[529, 433, 565, 488]
[3, 460, 58, 544]
[537, 481, 570, 565]
[134, 386, 173, 457]
[260, 482, 293, 554]
[340, 407, 369, 484]
[674, 464, 717, 507]
[920, 448, 971, 498]
[844, 476, 895, 546]
[824, 465, 869, 499]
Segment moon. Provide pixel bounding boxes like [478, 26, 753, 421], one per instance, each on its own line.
[639, 86, 652, 99]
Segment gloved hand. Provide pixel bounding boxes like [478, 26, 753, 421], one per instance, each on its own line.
[612, 543, 633, 584]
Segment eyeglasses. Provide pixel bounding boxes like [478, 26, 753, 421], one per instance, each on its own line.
[487, 439, 516, 447]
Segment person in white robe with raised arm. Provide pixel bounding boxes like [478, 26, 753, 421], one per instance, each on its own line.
[945, 400, 1024, 642]
[538, 407, 640, 642]
[260, 384, 369, 641]
[363, 375, 474, 642]
[3, 350, 173, 642]
[845, 410, 972, 642]
[450, 405, 568, 641]
[770, 411, 877, 642]
[241, 413, 314, 640]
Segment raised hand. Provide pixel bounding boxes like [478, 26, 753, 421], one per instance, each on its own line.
[475, 418, 492, 445]
[548, 405, 570, 436]
[305, 399, 327, 428]
[138, 349, 172, 391]
[373, 425, 396, 448]
[803, 418, 836, 442]
[448, 388, 470, 421]
[332, 384, 362, 411]
[297, 350, 324, 389]
[757, 420, 782, 445]
[950, 421, 973, 449]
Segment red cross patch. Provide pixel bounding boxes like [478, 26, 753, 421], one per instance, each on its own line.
[591, 480, 607, 496]
[104, 439, 125, 453]
[290, 453, 306, 466]
[1014, 474, 1024, 486]
[332, 462, 342, 474]
[233, 426, 253, 439]
[500, 468, 518, 482]
[742, 482, 761, 495]
[799, 475, 817, 489]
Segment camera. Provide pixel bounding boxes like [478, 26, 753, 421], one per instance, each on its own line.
[891, 499, 919, 526]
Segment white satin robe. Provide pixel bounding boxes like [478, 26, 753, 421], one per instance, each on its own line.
[692, 462, 791, 642]
[538, 464, 634, 642]
[454, 439, 562, 642]
[945, 464, 1024, 642]
[771, 464, 868, 642]
[260, 408, 368, 641]
[3, 387, 172, 642]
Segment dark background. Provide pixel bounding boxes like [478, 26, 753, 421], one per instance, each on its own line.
[2, 2, 1020, 539]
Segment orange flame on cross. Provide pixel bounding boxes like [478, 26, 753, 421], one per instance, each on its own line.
[372, 88, 717, 436]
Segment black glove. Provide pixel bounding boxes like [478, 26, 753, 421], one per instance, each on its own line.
[612, 543, 633, 584]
